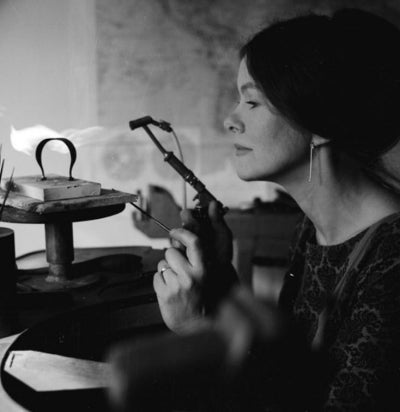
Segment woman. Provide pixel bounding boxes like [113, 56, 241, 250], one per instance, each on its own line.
[151, 8, 400, 411]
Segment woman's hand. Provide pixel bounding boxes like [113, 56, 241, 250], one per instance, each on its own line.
[154, 228, 210, 334]
[179, 201, 238, 311]
[180, 200, 233, 267]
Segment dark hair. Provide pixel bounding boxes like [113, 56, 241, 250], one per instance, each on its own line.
[242, 10, 400, 350]
[240, 9, 400, 166]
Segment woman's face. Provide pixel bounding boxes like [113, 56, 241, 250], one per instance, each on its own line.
[224, 58, 310, 183]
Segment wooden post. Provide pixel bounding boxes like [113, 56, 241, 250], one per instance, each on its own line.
[44, 221, 74, 282]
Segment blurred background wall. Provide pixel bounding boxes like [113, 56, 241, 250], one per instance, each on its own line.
[0, 0, 399, 256]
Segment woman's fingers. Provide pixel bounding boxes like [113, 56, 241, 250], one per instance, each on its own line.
[154, 265, 182, 296]
[165, 248, 200, 285]
[157, 259, 169, 273]
[156, 255, 195, 289]
[169, 228, 204, 271]
[209, 200, 232, 236]
[155, 228, 206, 299]
[180, 208, 200, 234]
[154, 227, 207, 334]
[208, 200, 221, 225]
[170, 238, 185, 251]
[153, 270, 165, 291]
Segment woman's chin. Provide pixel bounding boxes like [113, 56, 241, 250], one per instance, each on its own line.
[236, 168, 281, 183]
[236, 169, 263, 182]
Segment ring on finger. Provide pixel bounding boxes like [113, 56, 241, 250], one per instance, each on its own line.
[160, 266, 169, 274]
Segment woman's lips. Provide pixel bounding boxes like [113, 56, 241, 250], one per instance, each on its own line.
[234, 143, 252, 156]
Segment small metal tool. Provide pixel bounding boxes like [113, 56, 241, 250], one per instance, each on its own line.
[129, 202, 171, 233]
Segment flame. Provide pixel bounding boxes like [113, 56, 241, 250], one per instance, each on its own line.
[10, 125, 63, 155]
[10, 124, 152, 156]
[60, 126, 108, 149]
[10, 124, 112, 155]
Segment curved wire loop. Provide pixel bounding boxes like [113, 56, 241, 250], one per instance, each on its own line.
[35, 138, 77, 181]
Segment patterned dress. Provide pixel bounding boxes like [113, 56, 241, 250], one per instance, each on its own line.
[279, 212, 400, 411]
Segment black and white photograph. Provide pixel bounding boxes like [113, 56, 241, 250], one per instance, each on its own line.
[0, 0, 400, 410]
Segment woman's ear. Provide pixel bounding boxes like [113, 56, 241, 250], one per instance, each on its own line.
[312, 135, 331, 148]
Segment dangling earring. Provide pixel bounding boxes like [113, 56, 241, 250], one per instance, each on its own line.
[308, 142, 315, 183]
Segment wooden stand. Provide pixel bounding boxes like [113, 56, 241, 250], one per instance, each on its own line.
[0, 189, 137, 291]
[6, 174, 101, 202]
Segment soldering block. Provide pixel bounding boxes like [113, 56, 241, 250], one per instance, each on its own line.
[7, 174, 102, 201]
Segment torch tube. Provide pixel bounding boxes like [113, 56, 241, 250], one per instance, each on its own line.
[131, 118, 227, 214]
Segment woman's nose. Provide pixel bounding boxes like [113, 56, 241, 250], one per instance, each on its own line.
[223, 114, 244, 134]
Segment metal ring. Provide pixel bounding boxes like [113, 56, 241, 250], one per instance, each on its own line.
[160, 266, 169, 274]
[35, 138, 77, 181]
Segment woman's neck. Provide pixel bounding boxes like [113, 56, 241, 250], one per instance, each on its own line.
[282, 150, 400, 246]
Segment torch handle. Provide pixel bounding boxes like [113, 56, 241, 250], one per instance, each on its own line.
[134, 119, 228, 214]
[163, 151, 227, 214]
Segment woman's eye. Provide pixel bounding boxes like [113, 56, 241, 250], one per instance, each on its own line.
[246, 101, 258, 109]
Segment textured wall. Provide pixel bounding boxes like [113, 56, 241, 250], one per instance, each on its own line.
[93, 0, 400, 208]
[93, 0, 276, 210]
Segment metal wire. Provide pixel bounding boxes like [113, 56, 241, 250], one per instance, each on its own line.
[129, 202, 171, 233]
